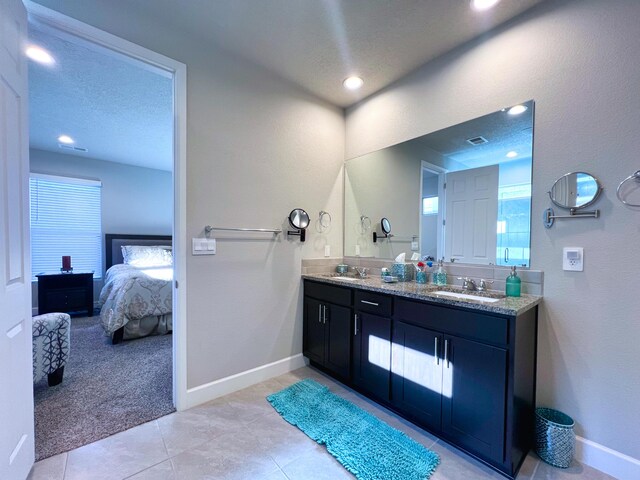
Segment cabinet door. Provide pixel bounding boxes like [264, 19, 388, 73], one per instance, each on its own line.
[353, 311, 391, 401]
[303, 297, 325, 364]
[441, 334, 507, 464]
[324, 303, 351, 379]
[391, 322, 443, 431]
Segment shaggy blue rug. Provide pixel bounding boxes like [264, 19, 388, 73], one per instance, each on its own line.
[266, 379, 439, 480]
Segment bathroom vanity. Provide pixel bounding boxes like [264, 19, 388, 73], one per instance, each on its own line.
[302, 274, 540, 479]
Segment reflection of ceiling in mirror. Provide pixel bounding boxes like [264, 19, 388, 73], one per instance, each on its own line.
[414, 101, 533, 170]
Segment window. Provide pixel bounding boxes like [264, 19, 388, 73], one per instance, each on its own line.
[30, 174, 102, 280]
[422, 196, 439, 215]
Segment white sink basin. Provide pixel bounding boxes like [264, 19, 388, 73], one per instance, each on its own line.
[433, 291, 501, 303]
[332, 276, 360, 281]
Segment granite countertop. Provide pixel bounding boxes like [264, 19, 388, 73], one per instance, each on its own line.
[302, 273, 542, 316]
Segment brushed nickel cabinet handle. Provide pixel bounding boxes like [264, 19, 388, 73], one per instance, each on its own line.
[434, 337, 439, 365]
[323, 305, 327, 324]
[318, 304, 322, 323]
[444, 339, 450, 368]
[360, 300, 379, 306]
[354, 314, 358, 336]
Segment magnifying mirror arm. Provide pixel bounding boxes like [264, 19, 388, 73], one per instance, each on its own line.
[287, 228, 306, 242]
[543, 207, 600, 229]
[373, 232, 393, 243]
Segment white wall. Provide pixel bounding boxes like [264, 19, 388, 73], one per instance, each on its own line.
[32, 1, 345, 390]
[30, 149, 172, 238]
[346, 0, 640, 464]
[30, 148, 172, 308]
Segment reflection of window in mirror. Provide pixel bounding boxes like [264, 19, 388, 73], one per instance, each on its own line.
[497, 178, 532, 267]
[422, 197, 439, 215]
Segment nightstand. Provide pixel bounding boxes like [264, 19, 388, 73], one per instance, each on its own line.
[36, 271, 94, 316]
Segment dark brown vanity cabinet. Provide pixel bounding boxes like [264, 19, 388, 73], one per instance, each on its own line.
[303, 283, 352, 380]
[393, 299, 508, 465]
[302, 279, 538, 479]
[353, 290, 393, 401]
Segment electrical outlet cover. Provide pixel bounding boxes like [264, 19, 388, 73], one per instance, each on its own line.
[563, 247, 583, 271]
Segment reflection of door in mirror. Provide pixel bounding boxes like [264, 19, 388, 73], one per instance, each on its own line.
[445, 165, 499, 264]
[554, 175, 576, 208]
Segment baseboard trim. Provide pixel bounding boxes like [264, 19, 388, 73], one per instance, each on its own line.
[576, 435, 640, 480]
[183, 353, 308, 410]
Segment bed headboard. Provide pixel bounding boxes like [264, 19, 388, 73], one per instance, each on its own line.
[105, 234, 172, 270]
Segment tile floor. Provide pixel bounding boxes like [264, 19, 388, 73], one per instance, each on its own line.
[28, 367, 615, 480]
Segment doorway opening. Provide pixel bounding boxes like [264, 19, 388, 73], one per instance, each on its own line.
[26, 3, 187, 461]
[419, 162, 446, 262]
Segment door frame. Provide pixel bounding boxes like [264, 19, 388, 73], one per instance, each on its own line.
[419, 161, 447, 261]
[24, 1, 189, 410]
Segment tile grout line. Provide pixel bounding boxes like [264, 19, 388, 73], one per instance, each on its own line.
[530, 456, 541, 479]
[62, 451, 69, 480]
[121, 458, 171, 480]
[154, 419, 171, 460]
[120, 420, 173, 479]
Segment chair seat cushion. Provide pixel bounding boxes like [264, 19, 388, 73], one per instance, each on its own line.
[32, 313, 71, 383]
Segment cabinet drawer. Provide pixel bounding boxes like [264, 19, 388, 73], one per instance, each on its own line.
[395, 298, 508, 346]
[304, 280, 351, 307]
[45, 288, 86, 310]
[354, 290, 392, 317]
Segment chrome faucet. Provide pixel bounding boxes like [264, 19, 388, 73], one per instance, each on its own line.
[477, 279, 494, 292]
[354, 266, 369, 278]
[457, 277, 477, 291]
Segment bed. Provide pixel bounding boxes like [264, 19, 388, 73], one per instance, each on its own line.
[99, 234, 173, 344]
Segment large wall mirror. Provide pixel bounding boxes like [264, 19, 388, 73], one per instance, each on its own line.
[345, 100, 534, 267]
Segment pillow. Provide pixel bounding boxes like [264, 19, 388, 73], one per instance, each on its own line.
[121, 245, 172, 267]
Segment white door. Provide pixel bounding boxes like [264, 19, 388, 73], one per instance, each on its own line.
[444, 165, 499, 264]
[0, 0, 35, 479]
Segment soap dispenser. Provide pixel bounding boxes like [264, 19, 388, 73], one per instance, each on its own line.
[505, 266, 521, 297]
[434, 259, 447, 286]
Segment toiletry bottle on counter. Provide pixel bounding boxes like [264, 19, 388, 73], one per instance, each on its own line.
[433, 259, 447, 286]
[506, 266, 521, 297]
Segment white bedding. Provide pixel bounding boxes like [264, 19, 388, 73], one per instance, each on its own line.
[99, 264, 173, 335]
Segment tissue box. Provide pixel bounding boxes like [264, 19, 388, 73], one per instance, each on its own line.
[391, 263, 414, 282]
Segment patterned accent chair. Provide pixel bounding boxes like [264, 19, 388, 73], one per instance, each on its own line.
[32, 313, 71, 386]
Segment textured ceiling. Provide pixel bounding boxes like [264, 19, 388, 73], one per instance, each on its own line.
[123, 0, 544, 107]
[28, 27, 173, 171]
[28, 0, 545, 170]
[417, 100, 534, 168]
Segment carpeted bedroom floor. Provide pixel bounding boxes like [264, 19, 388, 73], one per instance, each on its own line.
[33, 315, 175, 461]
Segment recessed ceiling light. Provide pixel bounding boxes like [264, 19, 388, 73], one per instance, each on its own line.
[58, 135, 74, 144]
[506, 151, 518, 158]
[26, 46, 55, 65]
[343, 76, 364, 90]
[471, 0, 500, 11]
[507, 104, 528, 115]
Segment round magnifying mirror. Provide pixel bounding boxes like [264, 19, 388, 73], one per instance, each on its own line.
[381, 217, 392, 234]
[288, 208, 310, 230]
[549, 172, 602, 209]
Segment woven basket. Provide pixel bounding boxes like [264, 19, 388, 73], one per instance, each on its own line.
[535, 407, 575, 468]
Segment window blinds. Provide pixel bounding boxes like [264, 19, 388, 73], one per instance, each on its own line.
[30, 174, 102, 280]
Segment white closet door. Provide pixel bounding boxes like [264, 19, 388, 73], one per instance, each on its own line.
[444, 165, 499, 264]
[0, 0, 35, 478]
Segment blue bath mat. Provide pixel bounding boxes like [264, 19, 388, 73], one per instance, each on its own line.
[266, 378, 440, 480]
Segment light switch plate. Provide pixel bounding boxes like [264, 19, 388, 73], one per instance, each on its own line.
[563, 247, 583, 271]
[355, 245, 361, 256]
[193, 238, 216, 255]
[411, 241, 419, 251]
[324, 245, 331, 257]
